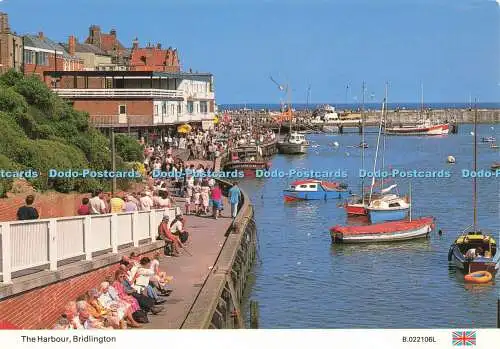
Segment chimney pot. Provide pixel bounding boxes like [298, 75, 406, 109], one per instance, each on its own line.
[68, 35, 76, 56]
[132, 38, 139, 50]
[110, 29, 116, 36]
[157, 43, 161, 49]
[38, 32, 44, 40]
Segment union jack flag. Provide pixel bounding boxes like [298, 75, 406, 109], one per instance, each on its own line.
[452, 331, 476, 346]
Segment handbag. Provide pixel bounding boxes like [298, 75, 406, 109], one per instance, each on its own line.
[132, 310, 149, 323]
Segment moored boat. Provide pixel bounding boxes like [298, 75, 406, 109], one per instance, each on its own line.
[448, 231, 498, 274]
[491, 162, 500, 170]
[366, 194, 410, 223]
[330, 216, 434, 243]
[277, 132, 309, 154]
[224, 146, 271, 177]
[283, 179, 350, 201]
[481, 136, 496, 143]
[385, 121, 450, 136]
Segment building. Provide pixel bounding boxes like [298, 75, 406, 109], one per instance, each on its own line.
[61, 36, 126, 71]
[129, 40, 180, 72]
[0, 13, 23, 73]
[23, 32, 84, 78]
[44, 70, 216, 134]
[84, 25, 129, 67]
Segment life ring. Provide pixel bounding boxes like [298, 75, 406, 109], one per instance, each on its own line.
[464, 271, 492, 284]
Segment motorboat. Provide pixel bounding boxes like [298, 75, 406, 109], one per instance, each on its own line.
[277, 131, 309, 154]
[448, 231, 498, 274]
[385, 120, 449, 136]
[283, 179, 350, 201]
[366, 194, 410, 223]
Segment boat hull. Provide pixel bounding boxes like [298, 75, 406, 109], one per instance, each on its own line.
[368, 207, 409, 223]
[448, 245, 499, 274]
[284, 189, 350, 201]
[330, 217, 433, 243]
[385, 123, 449, 136]
[345, 203, 368, 216]
[224, 161, 270, 178]
[277, 143, 307, 154]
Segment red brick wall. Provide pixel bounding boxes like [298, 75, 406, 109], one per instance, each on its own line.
[25, 55, 84, 80]
[0, 249, 161, 329]
[73, 100, 153, 126]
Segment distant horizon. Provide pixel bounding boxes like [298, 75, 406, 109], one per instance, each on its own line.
[218, 101, 500, 108]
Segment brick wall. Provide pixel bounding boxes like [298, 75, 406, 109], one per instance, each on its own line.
[73, 100, 153, 126]
[0, 249, 161, 329]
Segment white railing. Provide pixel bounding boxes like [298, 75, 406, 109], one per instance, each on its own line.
[0, 208, 176, 284]
[52, 88, 184, 99]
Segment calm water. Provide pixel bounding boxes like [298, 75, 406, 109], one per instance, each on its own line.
[241, 124, 499, 328]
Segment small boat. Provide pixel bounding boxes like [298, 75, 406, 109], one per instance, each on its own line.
[366, 194, 410, 223]
[448, 231, 498, 274]
[385, 121, 450, 136]
[347, 142, 368, 149]
[490, 143, 498, 149]
[491, 162, 500, 170]
[330, 216, 434, 243]
[277, 131, 309, 154]
[481, 136, 496, 143]
[344, 194, 368, 216]
[224, 145, 272, 177]
[283, 179, 350, 201]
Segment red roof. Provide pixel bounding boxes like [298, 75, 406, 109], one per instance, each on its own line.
[0, 321, 21, 329]
[291, 179, 321, 186]
[330, 217, 434, 236]
[130, 47, 180, 72]
[99, 34, 125, 52]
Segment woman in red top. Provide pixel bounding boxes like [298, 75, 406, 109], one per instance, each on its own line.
[77, 198, 90, 215]
[211, 183, 223, 219]
[158, 215, 183, 256]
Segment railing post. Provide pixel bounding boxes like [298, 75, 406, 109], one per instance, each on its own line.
[48, 219, 57, 271]
[132, 212, 139, 247]
[83, 216, 92, 260]
[110, 214, 118, 253]
[1, 223, 12, 283]
[149, 210, 156, 241]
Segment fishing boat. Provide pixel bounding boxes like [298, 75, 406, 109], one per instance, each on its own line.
[385, 84, 449, 136]
[491, 162, 500, 170]
[277, 131, 309, 154]
[283, 179, 350, 201]
[448, 104, 499, 275]
[330, 216, 434, 243]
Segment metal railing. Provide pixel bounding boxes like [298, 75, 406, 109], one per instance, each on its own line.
[0, 208, 177, 284]
[53, 88, 184, 99]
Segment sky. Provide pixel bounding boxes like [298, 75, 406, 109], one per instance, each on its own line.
[1, 0, 499, 104]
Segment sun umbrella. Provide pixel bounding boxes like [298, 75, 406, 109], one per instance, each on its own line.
[177, 124, 192, 134]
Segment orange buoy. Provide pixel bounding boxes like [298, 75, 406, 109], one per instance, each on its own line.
[464, 271, 492, 284]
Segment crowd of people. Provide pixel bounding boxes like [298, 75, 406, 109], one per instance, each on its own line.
[53, 252, 172, 329]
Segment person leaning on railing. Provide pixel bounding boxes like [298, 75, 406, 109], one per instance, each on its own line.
[16, 194, 39, 220]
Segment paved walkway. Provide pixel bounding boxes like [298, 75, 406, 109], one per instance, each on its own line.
[143, 197, 233, 329]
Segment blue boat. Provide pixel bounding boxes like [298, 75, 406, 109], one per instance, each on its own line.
[366, 194, 410, 223]
[283, 179, 350, 201]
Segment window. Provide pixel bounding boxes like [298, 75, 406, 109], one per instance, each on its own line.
[24, 50, 36, 64]
[119, 105, 127, 115]
[200, 101, 208, 114]
[162, 103, 167, 116]
[154, 105, 159, 116]
[35, 52, 48, 66]
[308, 184, 316, 189]
[171, 104, 175, 115]
[187, 101, 194, 114]
[177, 104, 182, 114]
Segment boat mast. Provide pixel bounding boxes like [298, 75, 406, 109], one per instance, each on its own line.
[381, 82, 388, 173]
[409, 181, 412, 221]
[369, 97, 385, 202]
[361, 81, 366, 203]
[473, 99, 478, 232]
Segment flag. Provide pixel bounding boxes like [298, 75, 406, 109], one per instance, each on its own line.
[452, 331, 476, 346]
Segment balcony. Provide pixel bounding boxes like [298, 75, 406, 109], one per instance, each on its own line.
[52, 88, 184, 99]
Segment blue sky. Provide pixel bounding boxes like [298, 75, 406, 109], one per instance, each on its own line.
[1, 0, 499, 104]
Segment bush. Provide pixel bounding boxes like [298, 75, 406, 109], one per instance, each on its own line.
[0, 69, 23, 87]
[0, 87, 28, 114]
[115, 134, 143, 162]
[0, 154, 20, 197]
[14, 75, 55, 112]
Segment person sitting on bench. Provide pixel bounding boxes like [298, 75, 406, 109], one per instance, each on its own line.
[158, 215, 183, 256]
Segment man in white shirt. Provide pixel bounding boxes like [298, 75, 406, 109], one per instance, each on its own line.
[89, 190, 106, 214]
[139, 192, 154, 211]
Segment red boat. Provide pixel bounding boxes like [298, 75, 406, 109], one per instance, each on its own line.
[330, 217, 434, 243]
[385, 122, 449, 136]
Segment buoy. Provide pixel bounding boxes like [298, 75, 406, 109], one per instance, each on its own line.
[464, 270, 492, 284]
[447, 155, 456, 163]
[333, 141, 339, 147]
[470, 131, 474, 136]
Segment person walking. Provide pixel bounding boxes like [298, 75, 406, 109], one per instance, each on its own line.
[228, 182, 241, 219]
[16, 195, 39, 220]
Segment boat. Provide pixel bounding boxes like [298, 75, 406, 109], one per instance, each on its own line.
[330, 216, 434, 243]
[384, 84, 449, 136]
[223, 145, 272, 177]
[366, 193, 410, 223]
[277, 131, 309, 154]
[481, 136, 496, 143]
[491, 162, 500, 170]
[490, 143, 499, 149]
[283, 179, 350, 201]
[448, 231, 498, 274]
[385, 120, 450, 136]
[448, 104, 499, 275]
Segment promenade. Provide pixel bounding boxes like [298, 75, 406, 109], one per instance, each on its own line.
[143, 198, 232, 329]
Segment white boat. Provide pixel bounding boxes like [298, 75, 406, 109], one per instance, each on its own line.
[367, 193, 410, 223]
[277, 131, 309, 154]
[385, 119, 450, 136]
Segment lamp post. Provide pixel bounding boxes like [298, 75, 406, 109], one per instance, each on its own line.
[111, 127, 117, 196]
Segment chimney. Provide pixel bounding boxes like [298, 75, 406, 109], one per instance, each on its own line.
[38, 32, 44, 40]
[89, 25, 101, 45]
[110, 29, 116, 37]
[0, 13, 10, 34]
[68, 35, 76, 56]
[132, 37, 139, 50]
[156, 43, 162, 49]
